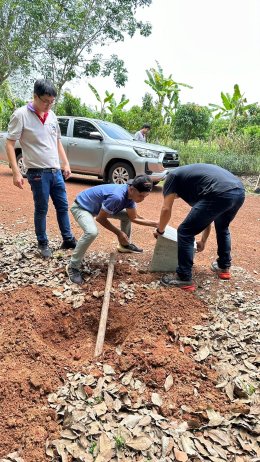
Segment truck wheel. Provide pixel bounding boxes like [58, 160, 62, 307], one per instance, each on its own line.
[108, 162, 135, 184]
[16, 153, 27, 177]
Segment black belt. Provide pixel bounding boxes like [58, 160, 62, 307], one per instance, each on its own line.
[75, 198, 80, 205]
[27, 168, 60, 173]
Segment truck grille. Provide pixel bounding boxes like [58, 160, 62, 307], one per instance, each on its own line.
[162, 151, 179, 168]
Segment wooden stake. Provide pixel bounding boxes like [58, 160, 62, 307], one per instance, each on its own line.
[254, 174, 260, 193]
[94, 252, 116, 357]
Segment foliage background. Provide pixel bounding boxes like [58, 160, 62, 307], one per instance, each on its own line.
[0, 1, 259, 175]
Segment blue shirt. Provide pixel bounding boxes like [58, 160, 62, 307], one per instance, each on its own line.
[76, 184, 136, 216]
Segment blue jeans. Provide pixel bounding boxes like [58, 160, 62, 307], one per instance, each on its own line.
[27, 169, 73, 244]
[177, 188, 245, 280]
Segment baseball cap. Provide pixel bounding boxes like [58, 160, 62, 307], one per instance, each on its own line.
[127, 175, 153, 192]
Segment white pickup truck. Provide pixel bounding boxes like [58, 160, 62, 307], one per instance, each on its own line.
[0, 116, 179, 184]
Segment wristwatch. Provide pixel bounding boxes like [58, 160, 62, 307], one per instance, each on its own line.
[156, 228, 165, 235]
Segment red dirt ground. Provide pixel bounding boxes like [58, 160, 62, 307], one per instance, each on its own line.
[0, 164, 259, 461]
[0, 279, 227, 461]
[0, 164, 259, 273]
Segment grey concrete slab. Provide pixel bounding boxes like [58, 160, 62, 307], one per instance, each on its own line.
[149, 225, 196, 272]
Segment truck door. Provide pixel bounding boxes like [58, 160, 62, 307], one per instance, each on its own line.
[57, 117, 70, 154]
[67, 119, 104, 174]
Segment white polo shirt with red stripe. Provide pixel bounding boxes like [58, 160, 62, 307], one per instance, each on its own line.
[7, 104, 62, 170]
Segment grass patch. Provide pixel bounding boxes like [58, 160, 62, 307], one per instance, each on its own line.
[168, 140, 260, 175]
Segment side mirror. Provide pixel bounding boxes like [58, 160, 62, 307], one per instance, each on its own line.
[89, 131, 103, 141]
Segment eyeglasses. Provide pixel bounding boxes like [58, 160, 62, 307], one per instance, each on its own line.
[38, 95, 55, 106]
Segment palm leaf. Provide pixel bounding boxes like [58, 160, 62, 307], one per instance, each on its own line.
[155, 61, 164, 78]
[233, 84, 242, 100]
[176, 82, 193, 89]
[145, 70, 155, 85]
[209, 103, 224, 111]
[221, 92, 232, 110]
[88, 83, 101, 103]
[117, 99, 129, 110]
[104, 92, 114, 103]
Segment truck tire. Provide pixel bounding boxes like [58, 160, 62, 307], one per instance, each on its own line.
[108, 162, 135, 184]
[16, 153, 27, 177]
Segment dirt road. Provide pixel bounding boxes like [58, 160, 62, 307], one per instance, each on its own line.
[0, 163, 259, 273]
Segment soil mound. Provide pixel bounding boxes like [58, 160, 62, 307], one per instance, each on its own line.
[0, 275, 229, 461]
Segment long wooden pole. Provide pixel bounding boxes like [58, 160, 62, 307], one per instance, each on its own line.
[94, 252, 116, 357]
[254, 174, 260, 192]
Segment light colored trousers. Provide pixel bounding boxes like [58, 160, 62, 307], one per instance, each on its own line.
[70, 202, 131, 269]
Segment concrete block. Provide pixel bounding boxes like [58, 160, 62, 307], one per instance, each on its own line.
[149, 225, 196, 272]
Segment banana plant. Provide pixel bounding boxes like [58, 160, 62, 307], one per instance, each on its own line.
[209, 84, 255, 133]
[88, 83, 114, 118]
[106, 94, 129, 118]
[145, 61, 192, 119]
[88, 84, 129, 118]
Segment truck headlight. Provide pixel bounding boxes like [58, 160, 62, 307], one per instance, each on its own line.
[134, 147, 160, 158]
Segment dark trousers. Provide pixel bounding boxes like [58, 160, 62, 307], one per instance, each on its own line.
[177, 188, 245, 280]
[27, 169, 73, 244]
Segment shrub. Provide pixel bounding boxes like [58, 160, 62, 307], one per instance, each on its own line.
[210, 118, 230, 137]
[217, 133, 260, 156]
[243, 125, 260, 137]
[171, 139, 260, 175]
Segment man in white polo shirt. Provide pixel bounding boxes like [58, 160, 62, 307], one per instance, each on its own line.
[5, 79, 76, 258]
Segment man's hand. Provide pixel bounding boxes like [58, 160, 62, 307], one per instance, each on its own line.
[153, 228, 164, 239]
[196, 225, 211, 252]
[153, 229, 159, 239]
[196, 240, 205, 252]
[117, 231, 129, 246]
[63, 164, 71, 180]
[13, 172, 24, 189]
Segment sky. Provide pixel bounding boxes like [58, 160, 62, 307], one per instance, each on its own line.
[67, 0, 260, 110]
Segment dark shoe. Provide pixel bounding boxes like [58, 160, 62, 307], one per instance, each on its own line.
[211, 261, 231, 280]
[38, 243, 52, 258]
[117, 243, 143, 253]
[66, 264, 84, 285]
[60, 237, 77, 249]
[161, 273, 195, 291]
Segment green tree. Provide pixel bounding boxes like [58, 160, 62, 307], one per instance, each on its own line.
[209, 84, 255, 133]
[144, 61, 192, 121]
[0, 81, 24, 129]
[174, 103, 210, 144]
[141, 92, 154, 112]
[0, 0, 45, 85]
[56, 91, 94, 117]
[248, 104, 260, 125]
[33, 0, 152, 99]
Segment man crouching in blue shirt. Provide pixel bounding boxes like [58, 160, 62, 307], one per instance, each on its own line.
[66, 175, 158, 285]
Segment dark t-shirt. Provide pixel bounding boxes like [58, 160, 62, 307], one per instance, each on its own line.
[163, 164, 244, 206]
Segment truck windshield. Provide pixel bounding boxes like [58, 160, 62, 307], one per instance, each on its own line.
[96, 121, 134, 140]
